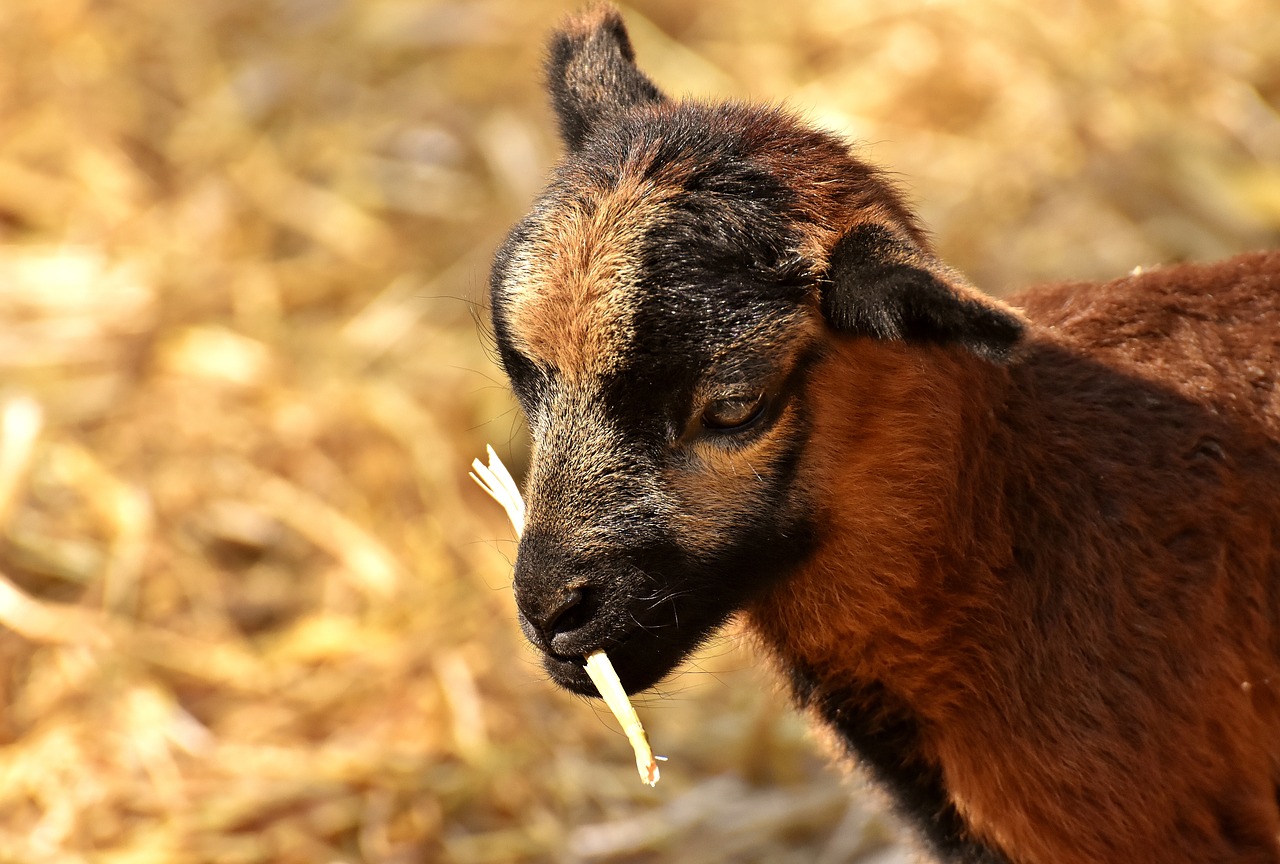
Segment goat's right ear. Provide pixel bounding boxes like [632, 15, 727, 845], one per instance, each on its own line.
[546, 6, 667, 152]
[820, 223, 1026, 363]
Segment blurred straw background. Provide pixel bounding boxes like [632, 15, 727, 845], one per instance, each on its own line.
[0, 0, 1277, 861]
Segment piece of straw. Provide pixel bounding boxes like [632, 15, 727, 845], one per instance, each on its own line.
[470, 446, 661, 787]
[469, 445, 525, 540]
[583, 649, 660, 786]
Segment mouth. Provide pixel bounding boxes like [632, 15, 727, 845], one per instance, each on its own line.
[542, 653, 607, 695]
[541, 639, 671, 696]
[536, 615, 723, 697]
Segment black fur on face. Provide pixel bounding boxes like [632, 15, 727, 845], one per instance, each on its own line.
[491, 103, 827, 695]
[489, 7, 1025, 697]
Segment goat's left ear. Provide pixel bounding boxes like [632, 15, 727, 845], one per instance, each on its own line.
[820, 223, 1026, 363]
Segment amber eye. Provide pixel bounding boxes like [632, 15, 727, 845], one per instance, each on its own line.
[701, 395, 766, 432]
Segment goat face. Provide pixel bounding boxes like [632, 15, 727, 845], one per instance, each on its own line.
[490, 117, 826, 696]
[490, 7, 1024, 696]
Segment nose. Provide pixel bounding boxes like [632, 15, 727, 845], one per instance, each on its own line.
[513, 531, 603, 654]
[521, 585, 587, 642]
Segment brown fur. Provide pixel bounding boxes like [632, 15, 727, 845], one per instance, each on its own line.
[749, 252, 1280, 864]
[504, 167, 680, 378]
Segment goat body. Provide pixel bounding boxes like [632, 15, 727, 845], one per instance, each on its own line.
[751, 254, 1280, 863]
[489, 8, 1280, 863]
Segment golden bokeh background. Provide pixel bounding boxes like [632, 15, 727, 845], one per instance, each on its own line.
[0, 1, 1277, 861]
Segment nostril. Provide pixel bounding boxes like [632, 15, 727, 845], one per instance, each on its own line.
[543, 586, 585, 636]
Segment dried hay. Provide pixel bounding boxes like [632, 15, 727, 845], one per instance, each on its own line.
[0, 0, 1276, 861]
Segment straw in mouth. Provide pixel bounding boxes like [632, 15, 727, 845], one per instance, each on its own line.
[471, 446, 663, 787]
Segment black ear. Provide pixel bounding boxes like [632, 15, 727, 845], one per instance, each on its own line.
[821, 224, 1025, 363]
[545, 6, 667, 151]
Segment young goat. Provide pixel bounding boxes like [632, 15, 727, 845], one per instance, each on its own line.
[488, 8, 1280, 863]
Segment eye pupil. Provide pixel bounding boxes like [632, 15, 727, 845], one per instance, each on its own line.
[702, 396, 765, 431]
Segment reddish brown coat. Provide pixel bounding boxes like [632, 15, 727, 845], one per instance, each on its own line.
[750, 252, 1280, 864]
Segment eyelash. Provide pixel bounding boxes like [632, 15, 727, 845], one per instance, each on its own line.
[701, 394, 767, 432]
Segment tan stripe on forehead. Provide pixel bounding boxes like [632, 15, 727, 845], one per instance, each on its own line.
[503, 171, 676, 378]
